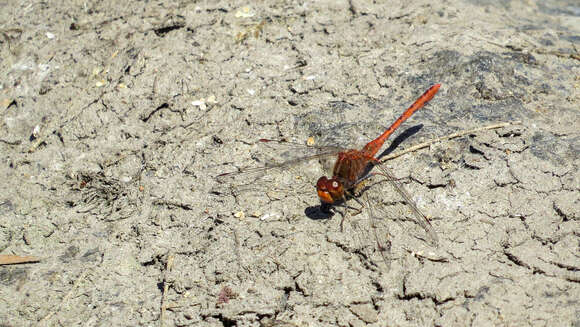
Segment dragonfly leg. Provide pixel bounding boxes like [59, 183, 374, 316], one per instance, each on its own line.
[327, 193, 357, 232]
[337, 190, 367, 232]
[339, 211, 348, 232]
[347, 191, 365, 215]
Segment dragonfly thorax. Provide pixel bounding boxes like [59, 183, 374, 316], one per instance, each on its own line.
[316, 176, 345, 204]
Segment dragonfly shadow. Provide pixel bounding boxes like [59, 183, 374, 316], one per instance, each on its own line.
[377, 124, 423, 160]
[304, 203, 335, 221]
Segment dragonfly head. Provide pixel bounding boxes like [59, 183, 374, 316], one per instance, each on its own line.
[316, 176, 344, 204]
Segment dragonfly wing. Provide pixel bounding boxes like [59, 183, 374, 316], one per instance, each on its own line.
[216, 140, 345, 196]
[330, 200, 391, 272]
[362, 191, 392, 271]
[257, 139, 344, 175]
[374, 164, 439, 246]
[216, 164, 286, 194]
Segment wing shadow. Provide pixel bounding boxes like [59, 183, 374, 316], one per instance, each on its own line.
[377, 124, 423, 160]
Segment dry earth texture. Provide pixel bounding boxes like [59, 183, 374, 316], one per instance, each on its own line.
[0, 0, 579, 326]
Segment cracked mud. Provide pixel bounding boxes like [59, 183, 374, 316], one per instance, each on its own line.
[1, 0, 578, 326]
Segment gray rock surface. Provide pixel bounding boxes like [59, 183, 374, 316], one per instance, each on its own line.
[0, 0, 578, 326]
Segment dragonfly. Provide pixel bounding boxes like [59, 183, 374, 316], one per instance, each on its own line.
[217, 84, 441, 267]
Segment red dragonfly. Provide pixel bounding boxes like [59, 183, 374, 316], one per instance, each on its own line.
[315, 84, 440, 242]
[217, 84, 441, 265]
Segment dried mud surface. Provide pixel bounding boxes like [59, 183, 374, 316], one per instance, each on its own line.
[1, 0, 579, 326]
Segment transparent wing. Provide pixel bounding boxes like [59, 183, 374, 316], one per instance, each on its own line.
[373, 163, 439, 246]
[216, 139, 344, 185]
[215, 139, 346, 201]
[365, 191, 393, 271]
[362, 190, 392, 271]
[331, 186, 392, 272]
